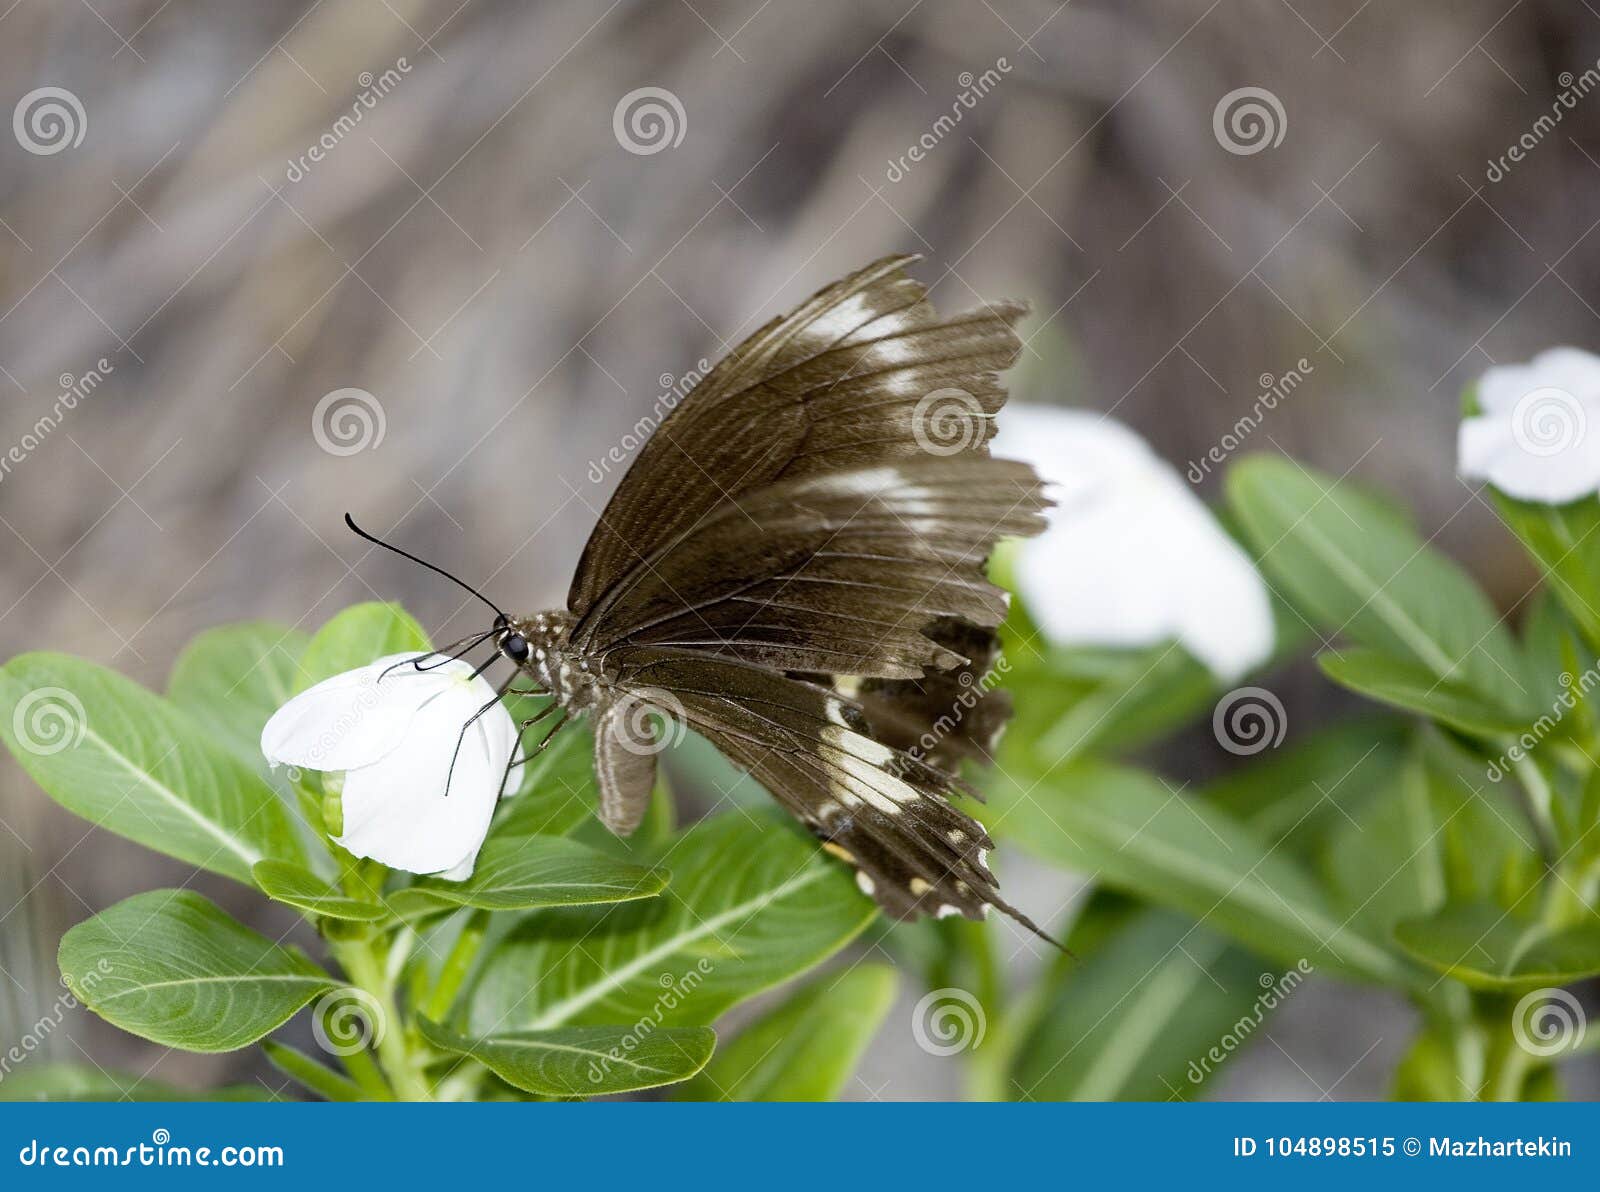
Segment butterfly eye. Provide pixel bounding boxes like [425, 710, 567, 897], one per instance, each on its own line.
[501, 633, 530, 662]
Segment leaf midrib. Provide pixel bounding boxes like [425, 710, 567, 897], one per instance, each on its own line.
[94, 972, 327, 1004]
[1033, 778, 1408, 986]
[1069, 932, 1227, 1099]
[1267, 490, 1459, 680]
[80, 724, 263, 870]
[479, 1035, 685, 1076]
[524, 864, 834, 1028]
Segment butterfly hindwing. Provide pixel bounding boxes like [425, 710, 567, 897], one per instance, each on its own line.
[605, 645, 1053, 939]
[851, 618, 1015, 773]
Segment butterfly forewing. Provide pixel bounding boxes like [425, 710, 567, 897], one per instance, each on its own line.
[567, 254, 1026, 626]
[573, 456, 1046, 678]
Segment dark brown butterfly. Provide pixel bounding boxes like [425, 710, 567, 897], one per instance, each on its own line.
[347, 255, 1057, 943]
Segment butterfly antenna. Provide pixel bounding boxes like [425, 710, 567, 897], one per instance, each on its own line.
[343, 513, 508, 621]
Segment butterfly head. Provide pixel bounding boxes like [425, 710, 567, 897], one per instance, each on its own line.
[491, 613, 531, 664]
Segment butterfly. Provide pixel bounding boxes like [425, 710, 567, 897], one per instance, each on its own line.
[347, 255, 1058, 943]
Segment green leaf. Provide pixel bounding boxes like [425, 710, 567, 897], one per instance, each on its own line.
[58, 889, 337, 1052]
[1491, 491, 1600, 653]
[1318, 649, 1533, 737]
[261, 1041, 364, 1102]
[1522, 589, 1585, 712]
[1319, 745, 1448, 943]
[469, 810, 876, 1032]
[1003, 637, 1217, 764]
[988, 754, 1413, 987]
[252, 860, 390, 922]
[675, 966, 898, 1101]
[417, 1018, 713, 1097]
[1393, 901, 1600, 989]
[1008, 911, 1287, 1101]
[1426, 742, 1544, 908]
[1203, 717, 1407, 858]
[167, 621, 309, 772]
[296, 602, 429, 690]
[0, 653, 304, 884]
[0, 1064, 274, 1102]
[1228, 457, 1532, 714]
[390, 833, 666, 914]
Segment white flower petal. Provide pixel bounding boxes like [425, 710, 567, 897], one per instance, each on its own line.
[1166, 506, 1278, 682]
[260, 654, 443, 771]
[1460, 348, 1600, 504]
[994, 404, 1275, 683]
[335, 680, 516, 878]
[1478, 347, 1600, 414]
[436, 853, 479, 882]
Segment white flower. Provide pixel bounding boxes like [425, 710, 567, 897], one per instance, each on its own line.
[1458, 346, 1600, 503]
[261, 654, 518, 880]
[991, 404, 1274, 683]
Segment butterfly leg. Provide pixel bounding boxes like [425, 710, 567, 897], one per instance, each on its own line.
[442, 670, 517, 798]
[498, 708, 570, 793]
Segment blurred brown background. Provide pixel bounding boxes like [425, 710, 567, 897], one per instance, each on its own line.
[3, 0, 1599, 1099]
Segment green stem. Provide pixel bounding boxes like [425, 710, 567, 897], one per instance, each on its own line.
[335, 1037, 395, 1102]
[331, 937, 432, 1101]
[1486, 1023, 1536, 1102]
[423, 909, 489, 1024]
